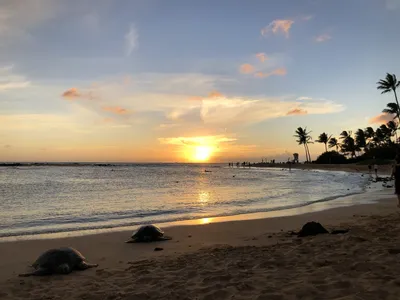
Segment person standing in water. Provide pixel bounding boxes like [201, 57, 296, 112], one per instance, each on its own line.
[392, 155, 400, 208]
[374, 163, 378, 178]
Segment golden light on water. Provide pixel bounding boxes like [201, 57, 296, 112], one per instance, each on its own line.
[198, 191, 210, 204]
[200, 217, 213, 224]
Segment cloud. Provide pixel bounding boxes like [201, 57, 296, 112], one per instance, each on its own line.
[254, 68, 287, 78]
[125, 23, 138, 56]
[0, 65, 30, 91]
[0, 0, 60, 44]
[208, 90, 224, 98]
[301, 15, 313, 21]
[62, 88, 81, 99]
[239, 64, 255, 74]
[287, 108, 308, 115]
[369, 113, 395, 124]
[315, 34, 332, 43]
[158, 135, 237, 147]
[261, 19, 294, 38]
[102, 106, 129, 115]
[386, 0, 400, 10]
[296, 96, 313, 101]
[255, 53, 268, 62]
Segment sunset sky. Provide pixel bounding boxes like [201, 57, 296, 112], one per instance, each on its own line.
[1, 0, 400, 163]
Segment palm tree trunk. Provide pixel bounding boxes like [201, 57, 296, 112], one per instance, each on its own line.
[303, 144, 308, 162]
[305, 143, 311, 162]
[324, 143, 327, 153]
[394, 89, 400, 126]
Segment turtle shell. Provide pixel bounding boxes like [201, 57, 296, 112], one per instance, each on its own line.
[33, 247, 85, 270]
[131, 225, 165, 241]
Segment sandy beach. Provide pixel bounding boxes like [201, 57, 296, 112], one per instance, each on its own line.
[0, 186, 399, 300]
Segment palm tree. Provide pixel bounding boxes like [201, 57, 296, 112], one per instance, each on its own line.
[387, 120, 398, 142]
[377, 73, 400, 121]
[379, 124, 393, 144]
[355, 129, 366, 152]
[364, 127, 375, 148]
[383, 102, 399, 119]
[328, 137, 339, 151]
[316, 132, 331, 153]
[340, 131, 357, 157]
[294, 127, 313, 162]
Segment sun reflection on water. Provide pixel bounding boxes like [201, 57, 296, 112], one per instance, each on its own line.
[200, 217, 213, 224]
[198, 191, 210, 204]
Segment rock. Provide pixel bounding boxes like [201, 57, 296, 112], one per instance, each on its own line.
[297, 222, 329, 237]
[388, 249, 400, 254]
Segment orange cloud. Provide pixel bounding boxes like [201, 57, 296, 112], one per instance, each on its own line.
[315, 34, 332, 43]
[102, 106, 129, 115]
[287, 108, 308, 115]
[369, 113, 395, 124]
[62, 88, 81, 99]
[254, 68, 287, 78]
[261, 19, 294, 38]
[255, 53, 268, 62]
[187, 96, 203, 101]
[239, 64, 255, 74]
[208, 90, 224, 98]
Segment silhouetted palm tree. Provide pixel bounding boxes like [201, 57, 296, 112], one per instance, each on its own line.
[316, 132, 331, 153]
[387, 120, 398, 142]
[383, 102, 399, 119]
[355, 129, 366, 151]
[377, 73, 400, 121]
[340, 131, 357, 157]
[294, 127, 313, 162]
[328, 137, 339, 151]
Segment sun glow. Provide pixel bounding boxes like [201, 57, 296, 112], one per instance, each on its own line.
[193, 146, 213, 161]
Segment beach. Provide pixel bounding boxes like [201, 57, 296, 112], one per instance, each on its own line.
[1, 187, 400, 300]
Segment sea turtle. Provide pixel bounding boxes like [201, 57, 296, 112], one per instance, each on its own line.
[289, 221, 349, 237]
[126, 225, 172, 243]
[19, 247, 98, 277]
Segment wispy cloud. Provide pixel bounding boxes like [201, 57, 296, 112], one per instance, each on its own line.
[386, 0, 400, 10]
[0, 65, 30, 91]
[254, 68, 287, 78]
[239, 64, 255, 74]
[0, 0, 60, 44]
[287, 108, 308, 115]
[102, 106, 130, 115]
[369, 113, 395, 124]
[158, 135, 236, 146]
[296, 96, 313, 101]
[315, 33, 332, 43]
[301, 15, 313, 21]
[62, 88, 81, 99]
[255, 53, 268, 62]
[261, 19, 294, 38]
[125, 23, 138, 56]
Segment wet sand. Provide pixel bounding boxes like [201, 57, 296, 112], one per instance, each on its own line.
[1, 188, 399, 299]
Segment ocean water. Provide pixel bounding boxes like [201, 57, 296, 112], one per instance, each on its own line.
[0, 164, 369, 238]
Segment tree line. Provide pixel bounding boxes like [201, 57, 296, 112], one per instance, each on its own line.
[294, 73, 400, 163]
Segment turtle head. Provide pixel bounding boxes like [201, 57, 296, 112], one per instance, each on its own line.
[57, 263, 71, 274]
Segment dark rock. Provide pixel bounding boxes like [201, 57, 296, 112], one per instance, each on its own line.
[154, 247, 163, 251]
[388, 249, 400, 254]
[297, 222, 329, 237]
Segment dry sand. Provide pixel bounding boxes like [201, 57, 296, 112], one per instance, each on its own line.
[1, 189, 400, 300]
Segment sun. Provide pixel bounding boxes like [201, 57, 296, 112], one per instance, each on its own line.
[193, 146, 213, 162]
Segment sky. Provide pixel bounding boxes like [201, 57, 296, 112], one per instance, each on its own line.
[1, 0, 400, 163]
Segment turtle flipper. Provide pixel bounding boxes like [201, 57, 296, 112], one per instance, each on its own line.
[157, 235, 172, 241]
[125, 238, 136, 243]
[19, 268, 52, 277]
[77, 262, 98, 270]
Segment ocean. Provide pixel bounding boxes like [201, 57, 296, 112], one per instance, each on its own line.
[0, 164, 370, 239]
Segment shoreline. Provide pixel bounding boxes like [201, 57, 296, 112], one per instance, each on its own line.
[1, 194, 400, 299]
[0, 177, 388, 242]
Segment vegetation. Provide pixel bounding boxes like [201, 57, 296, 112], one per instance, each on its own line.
[293, 72, 400, 164]
[294, 127, 313, 162]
